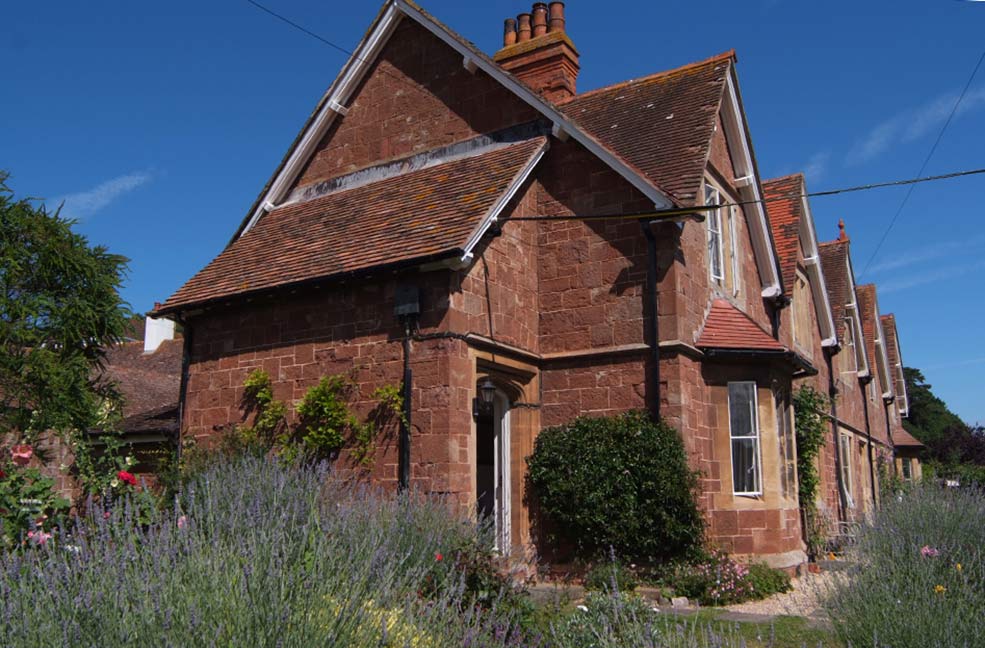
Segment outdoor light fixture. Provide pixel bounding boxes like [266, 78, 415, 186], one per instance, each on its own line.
[473, 377, 497, 420]
[480, 377, 497, 405]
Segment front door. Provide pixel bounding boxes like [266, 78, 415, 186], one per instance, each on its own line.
[476, 390, 511, 554]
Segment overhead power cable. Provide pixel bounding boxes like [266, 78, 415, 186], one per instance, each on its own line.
[858, 49, 985, 279]
[244, 0, 425, 96]
[506, 167, 985, 222]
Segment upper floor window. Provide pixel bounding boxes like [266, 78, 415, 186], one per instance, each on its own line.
[729, 382, 762, 496]
[775, 389, 796, 500]
[728, 205, 741, 297]
[839, 433, 855, 509]
[842, 317, 858, 373]
[705, 184, 725, 283]
[792, 270, 812, 354]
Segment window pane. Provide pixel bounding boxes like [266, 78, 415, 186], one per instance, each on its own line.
[729, 383, 756, 437]
[732, 438, 760, 493]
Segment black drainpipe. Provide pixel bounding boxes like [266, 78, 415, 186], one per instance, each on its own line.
[176, 315, 194, 468]
[884, 400, 897, 478]
[399, 331, 413, 492]
[641, 220, 661, 421]
[825, 351, 849, 522]
[860, 376, 879, 509]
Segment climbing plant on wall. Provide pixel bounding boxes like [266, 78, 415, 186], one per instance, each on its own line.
[229, 369, 402, 467]
[793, 385, 829, 557]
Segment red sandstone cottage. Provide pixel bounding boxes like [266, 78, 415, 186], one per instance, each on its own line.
[153, 1, 915, 566]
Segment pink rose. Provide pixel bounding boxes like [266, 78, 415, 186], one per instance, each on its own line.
[27, 530, 52, 546]
[11, 445, 33, 466]
[177, 515, 188, 529]
[920, 545, 940, 558]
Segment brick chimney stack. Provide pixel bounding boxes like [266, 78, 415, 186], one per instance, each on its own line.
[494, 2, 580, 103]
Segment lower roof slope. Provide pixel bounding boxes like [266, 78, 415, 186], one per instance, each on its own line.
[159, 137, 547, 313]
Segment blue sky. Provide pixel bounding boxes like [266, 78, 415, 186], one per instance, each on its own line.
[3, 1, 983, 424]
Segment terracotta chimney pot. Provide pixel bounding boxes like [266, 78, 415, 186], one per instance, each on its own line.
[548, 2, 565, 32]
[532, 3, 549, 37]
[503, 18, 517, 47]
[516, 13, 532, 42]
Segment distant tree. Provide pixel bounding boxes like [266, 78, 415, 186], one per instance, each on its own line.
[0, 171, 131, 441]
[904, 367, 985, 473]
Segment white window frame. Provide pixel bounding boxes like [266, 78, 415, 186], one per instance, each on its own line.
[901, 457, 912, 481]
[843, 317, 858, 373]
[728, 381, 762, 497]
[705, 184, 725, 283]
[839, 433, 855, 509]
[728, 204, 741, 297]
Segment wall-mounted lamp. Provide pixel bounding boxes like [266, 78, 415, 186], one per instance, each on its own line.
[472, 377, 497, 420]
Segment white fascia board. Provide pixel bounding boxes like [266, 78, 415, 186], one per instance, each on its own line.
[394, 0, 674, 211]
[240, 3, 405, 237]
[720, 70, 782, 299]
[798, 184, 838, 346]
[460, 141, 549, 264]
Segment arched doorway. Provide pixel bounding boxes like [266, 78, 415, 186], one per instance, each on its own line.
[475, 387, 511, 554]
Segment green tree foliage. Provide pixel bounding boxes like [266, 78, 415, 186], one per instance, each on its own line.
[527, 411, 704, 563]
[904, 367, 985, 481]
[0, 172, 131, 440]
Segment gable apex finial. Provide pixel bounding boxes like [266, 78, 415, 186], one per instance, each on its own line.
[838, 219, 848, 241]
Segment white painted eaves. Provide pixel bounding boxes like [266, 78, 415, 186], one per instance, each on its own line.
[719, 66, 783, 300]
[459, 139, 549, 265]
[797, 177, 838, 347]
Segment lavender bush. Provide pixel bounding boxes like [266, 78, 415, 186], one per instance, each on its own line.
[822, 484, 985, 647]
[0, 455, 811, 647]
[0, 456, 531, 647]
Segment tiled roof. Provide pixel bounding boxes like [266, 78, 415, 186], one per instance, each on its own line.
[762, 175, 803, 289]
[99, 340, 182, 435]
[818, 239, 850, 340]
[894, 428, 924, 448]
[697, 299, 787, 351]
[159, 137, 547, 312]
[559, 52, 734, 204]
[856, 284, 880, 378]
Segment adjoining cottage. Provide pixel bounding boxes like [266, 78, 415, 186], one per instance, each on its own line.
[152, 1, 912, 566]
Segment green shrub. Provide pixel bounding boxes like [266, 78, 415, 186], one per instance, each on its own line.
[584, 559, 638, 593]
[823, 483, 985, 647]
[527, 411, 704, 562]
[746, 562, 791, 599]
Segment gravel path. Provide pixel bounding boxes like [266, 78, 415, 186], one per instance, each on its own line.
[722, 570, 839, 619]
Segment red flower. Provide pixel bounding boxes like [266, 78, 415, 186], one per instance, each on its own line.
[435, 552, 443, 562]
[117, 470, 137, 487]
[0, 469, 5, 479]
